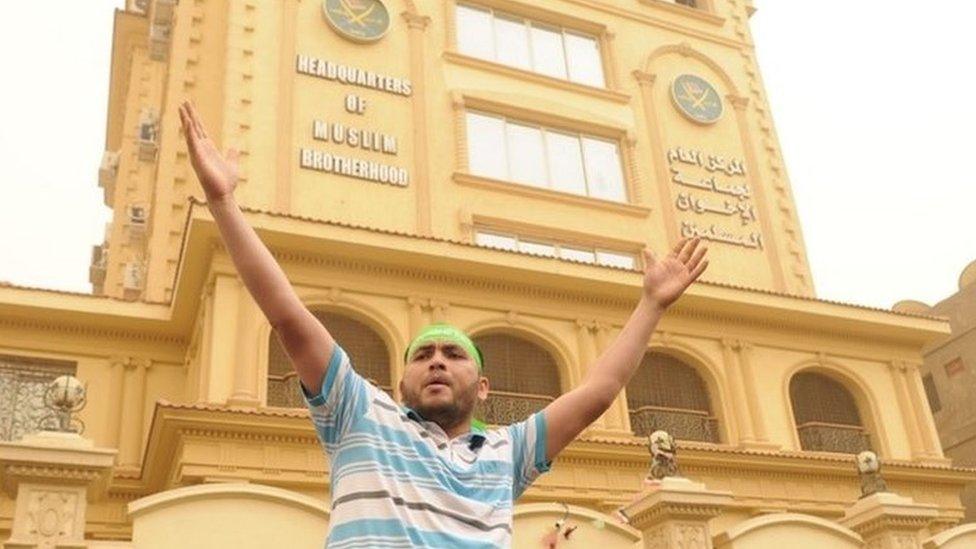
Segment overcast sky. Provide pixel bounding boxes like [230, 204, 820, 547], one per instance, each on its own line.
[0, 1, 973, 310]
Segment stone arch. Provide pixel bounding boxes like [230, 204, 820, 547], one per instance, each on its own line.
[924, 523, 976, 548]
[466, 318, 571, 425]
[129, 483, 329, 549]
[466, 317, 576, 390]
[513, 503, 641, 547]
[643, 42, 742, 98]
[628, 341, 729, 443]
[258, 293, 405, 406]
[713, 513, 862, 549]
[782, 359, 890, 456]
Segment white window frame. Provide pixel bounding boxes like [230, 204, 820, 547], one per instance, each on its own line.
[474, 228, 638, 269]
[456, 3, 607, 88]
[467, 110, 628, 202]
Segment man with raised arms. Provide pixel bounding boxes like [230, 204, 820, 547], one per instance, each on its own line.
[178, 101, 708, 548]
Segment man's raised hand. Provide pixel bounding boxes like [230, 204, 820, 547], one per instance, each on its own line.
[178, 101, 239, 203]
[641, 237, 709, 311]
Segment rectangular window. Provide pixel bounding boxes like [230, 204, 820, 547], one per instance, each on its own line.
[456, 3, 606, 88]
[945, 357, 965, 377]
[474, 228, 637, 269]
[466, 111, 627, 202]
[922, 373, 941, 414]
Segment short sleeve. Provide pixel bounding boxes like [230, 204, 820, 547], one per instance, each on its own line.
[507, 411, 551, 499]
[301, 345, 372, 452]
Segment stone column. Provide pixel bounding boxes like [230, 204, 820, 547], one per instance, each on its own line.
[228, 284, 261, 408]
[721, 338, 754, 444]
[402, 10, 432, 236]
[904, 363, 943, 458]
[633, 70, 679, 245]
[889, 361, 927, 459]
[117, 358, 150, 468]
[621, 477, 733, 549]
[841, 492, 938, 548]
[0, 432, 116, 549]
[737, 343, 772, 445]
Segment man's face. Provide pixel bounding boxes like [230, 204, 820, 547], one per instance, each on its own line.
[399, 341, 489, 431]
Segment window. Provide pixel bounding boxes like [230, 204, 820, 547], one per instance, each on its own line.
[455, 4, 606, 87]
[0, 355, 76, 442]
[790, 372, 871, 454]
[944, 357, 965, 377]
[626, 352, 719, 442]
[475, 229, 637, 269]
[922, 373, 941, 414]
[466, 111, 627, 202]
[268, 311, 392, 407]
[472, 333, 561, 425]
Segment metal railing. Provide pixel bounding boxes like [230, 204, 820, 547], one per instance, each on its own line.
[629, 405, 720, 443]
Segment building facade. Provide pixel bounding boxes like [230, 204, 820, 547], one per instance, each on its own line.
[896, 260, 976, 523]
[1, 0, 974, 547]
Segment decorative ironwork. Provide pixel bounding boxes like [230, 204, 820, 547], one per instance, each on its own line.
[267, 371, 392, 409]
[797, 421, 872, 454]
[479, 390, 554, 426]
[629, 405, 719, 443]
[267, 310, 392, 408]
[0, 356, 76, 441]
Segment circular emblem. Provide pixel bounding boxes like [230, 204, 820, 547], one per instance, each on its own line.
[671, 74, 723, 124]
[322, 0, 391, 43]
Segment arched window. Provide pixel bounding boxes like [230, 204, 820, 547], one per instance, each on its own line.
[626, 352, 719, 442]
[267, 310, 392, 407]
[473, 333, 561, 425]
[790, 372, 871, 454]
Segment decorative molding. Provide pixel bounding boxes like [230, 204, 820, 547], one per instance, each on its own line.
[442, 51, 631, 104]
[453, 172, 651, 218]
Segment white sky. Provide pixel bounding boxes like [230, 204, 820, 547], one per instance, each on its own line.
[0, 1, 973, 310]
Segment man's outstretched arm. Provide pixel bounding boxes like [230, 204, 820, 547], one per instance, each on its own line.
[542, 237, 708, 461]
[179, 101, 334, 394]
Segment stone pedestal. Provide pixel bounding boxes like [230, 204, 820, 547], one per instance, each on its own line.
[620, 477, 733, 549]
[0, 432, 116, 549]
[841, 492, 939, 549]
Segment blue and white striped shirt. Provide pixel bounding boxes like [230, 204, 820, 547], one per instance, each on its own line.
[304, 345, 550, 548]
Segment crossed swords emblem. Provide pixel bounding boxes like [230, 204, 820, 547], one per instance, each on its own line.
[336, 0, 377, 27]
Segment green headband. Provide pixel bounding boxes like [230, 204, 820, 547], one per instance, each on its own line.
[405, 323, 483, 371]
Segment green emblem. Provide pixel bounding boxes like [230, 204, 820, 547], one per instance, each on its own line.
[322, 0, 391, 43]
[671, 74, 723, 124]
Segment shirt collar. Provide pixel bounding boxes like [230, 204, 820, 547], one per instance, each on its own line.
[403, 406, 487, 450]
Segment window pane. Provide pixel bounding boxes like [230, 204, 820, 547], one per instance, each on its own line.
[596, 251, 636, 269]
[561, 246, 596, 263]
[530, 24, 567, 79]
[456, 5, 494, 60]
[518, 240, 556, 257]
[466, 112, 507, 180]
[493, 15, 531, 70]
[475, 231, 518, 251]
[506, 123, 547, 187]
[582, 137, 626, 201]
[564, 32, 604, 87]
[545, 131, 586, 195]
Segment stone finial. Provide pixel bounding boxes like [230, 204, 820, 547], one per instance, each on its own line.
[647, 430, 679, 480]
[856, 450, 889, 498]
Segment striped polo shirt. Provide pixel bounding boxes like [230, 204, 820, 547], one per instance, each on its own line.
[304, 345, 550, 548]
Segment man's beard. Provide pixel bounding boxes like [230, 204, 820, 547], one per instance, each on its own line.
[403, 378, 479, 432]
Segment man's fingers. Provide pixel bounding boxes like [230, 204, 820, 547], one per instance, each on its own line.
[184, 101, 207, 140]
[686, 244, 707, 272]
[689, 259, 709, 282]
[677, 237, 699, 263]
